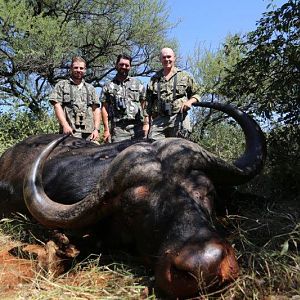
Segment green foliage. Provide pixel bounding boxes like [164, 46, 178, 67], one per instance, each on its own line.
[0, 0, 68, 64]
[0, 109, 58, 154]
[189, 1, 299, 204]
[191, 120, 244, 161]
[220, 0, 300, 125]
[266, 125, 300, 199]
[217, 0, 300, 201]
[188, 35, 250, 165]
[0, 0, 174, 114]
[189, 34, 246, 100]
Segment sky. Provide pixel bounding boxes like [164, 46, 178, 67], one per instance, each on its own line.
[166, 0, 286, 59]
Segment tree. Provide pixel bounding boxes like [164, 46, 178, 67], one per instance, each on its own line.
[188, 2, 299, 199]
[0, 110, 58, 154]
[220, 0, 300, 125]
[216, 1, 299, 199]
[0, 0, 175, 114]
[188, 34, 246, 103]
[187, 35, 247, 140]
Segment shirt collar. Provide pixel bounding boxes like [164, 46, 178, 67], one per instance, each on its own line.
[158, 67, 179, 80]
[113, 75, 132, 84]
[69, 78, 85, 87]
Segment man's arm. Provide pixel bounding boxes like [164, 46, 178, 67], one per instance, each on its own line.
[181, 73, 202, 112]
[180, 97, 199, 112]
[50, 81, 73, 134]
[141, 100, 149, 136]
[101, 103, 111, 142]
[89, 104, 101, 141]
[143, 81, 155, 137]
[138, 81, 149, 137]
[53, 102, 74, 134]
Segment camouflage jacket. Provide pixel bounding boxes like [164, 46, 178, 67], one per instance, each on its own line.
[146, 67, 202, 116]
[49, 79, 98, 133]
[100, 76, 145, 122]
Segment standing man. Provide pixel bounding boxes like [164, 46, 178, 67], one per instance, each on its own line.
[49, 56, 101, 141]
[145, 47, 202, 140]
[101, 54, 147, 142]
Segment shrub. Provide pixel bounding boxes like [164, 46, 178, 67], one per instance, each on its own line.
[0, 110, 59, 154]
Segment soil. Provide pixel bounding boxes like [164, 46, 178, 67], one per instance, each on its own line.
[0, 239, 98, 299]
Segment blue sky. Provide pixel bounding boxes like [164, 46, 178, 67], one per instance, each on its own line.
[166, 0, 286, 58]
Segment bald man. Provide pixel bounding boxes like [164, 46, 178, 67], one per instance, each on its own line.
[144, 48, 202, 140]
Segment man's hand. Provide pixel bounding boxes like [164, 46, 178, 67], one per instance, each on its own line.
[180, 98, 197, 112]
[90, 129, 99, 141]
[143, 123, 149, 138]
[103, 129, 111, 143]
[62, 124, 74, 135]
[53, 102, 74, 135]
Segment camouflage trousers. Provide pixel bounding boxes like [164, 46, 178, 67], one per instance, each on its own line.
[111, 121, 144, 142]
[148, 113, 191, 140]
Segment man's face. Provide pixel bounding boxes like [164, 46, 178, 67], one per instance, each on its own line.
[116, 58, 131, 76]
[70, 61, 86, 81]
[160, 49, 175, 69]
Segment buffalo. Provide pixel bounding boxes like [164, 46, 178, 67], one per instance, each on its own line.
[0, 102, 266, 299]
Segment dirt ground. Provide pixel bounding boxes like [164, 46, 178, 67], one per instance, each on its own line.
[0, 240, 67, 296]
[0, 242, 36, 297]
[0, 239, 110, 299]
[0, 238, 150, 299]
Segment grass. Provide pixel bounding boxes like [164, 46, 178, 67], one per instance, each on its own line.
[0, 215, 155, 300]
[218, 194, 300, 300]
[11, 263, 152, 299]
[0, 194, 299, 300]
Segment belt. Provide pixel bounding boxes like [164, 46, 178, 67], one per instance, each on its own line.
[115, 119, 142, 126]
[152, 112, 178, 118]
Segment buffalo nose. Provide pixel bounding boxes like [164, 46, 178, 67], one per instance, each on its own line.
[200, 243, 224, 275]
[174, 242, 224, 283]
[174, 241, 239, 283]
[155, 241, 239, 298]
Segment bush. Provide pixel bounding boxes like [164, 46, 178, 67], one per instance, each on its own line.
[266, 125, 300, 199]
[191, 120, 245, 161]
[0, 110, 59, 154]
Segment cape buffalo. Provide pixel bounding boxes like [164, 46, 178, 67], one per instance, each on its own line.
[0, 102, 266, 299]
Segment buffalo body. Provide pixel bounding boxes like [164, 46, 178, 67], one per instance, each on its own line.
[0, 102, 266, 298]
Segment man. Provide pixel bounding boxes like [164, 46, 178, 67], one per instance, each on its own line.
[100, 54, 146, 142]
[49, 56, 101, 141]
[145, 47, 202, 140]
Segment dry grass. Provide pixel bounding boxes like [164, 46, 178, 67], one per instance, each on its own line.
[216, 195, 300, 300]
[4, 264, 152, 300]
[0, 196, 299, 300]
[0, 215, 155, 300]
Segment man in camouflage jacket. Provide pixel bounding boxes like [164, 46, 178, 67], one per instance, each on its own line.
[49, 56, 101, 141]
[145, 48, 202, 140]
[100, 54, 146, 142]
